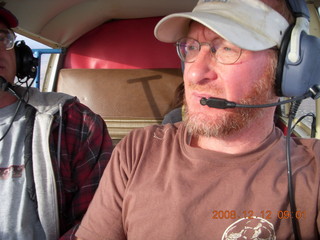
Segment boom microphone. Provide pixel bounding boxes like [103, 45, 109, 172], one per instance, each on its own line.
[0, 76, 12, 90]
[0, 76, 20, 99]
[200, 86, 320, 109]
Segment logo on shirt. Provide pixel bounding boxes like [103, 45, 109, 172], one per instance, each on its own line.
[221, 217, 276, 239]
[0, 165, 25, 180]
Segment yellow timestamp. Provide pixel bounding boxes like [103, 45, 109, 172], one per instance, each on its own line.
[212, 210, 306, 220]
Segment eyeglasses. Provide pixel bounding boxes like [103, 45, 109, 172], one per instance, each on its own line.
[176, 37, 242, 65]
[0, 29, 16, 50]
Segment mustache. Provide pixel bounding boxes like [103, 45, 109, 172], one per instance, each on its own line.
[186, 82, 224, 96]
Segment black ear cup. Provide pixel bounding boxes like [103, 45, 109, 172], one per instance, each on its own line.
[14, 40, 38, 79]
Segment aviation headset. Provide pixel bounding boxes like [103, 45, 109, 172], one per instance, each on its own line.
[276, 0, 320, 97]
[0, 40, 38, 142]
[14, 40, 38, 80]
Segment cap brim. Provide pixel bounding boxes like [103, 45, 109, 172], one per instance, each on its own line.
[154, 1, 289, 51]
[0, 8, 18, 28]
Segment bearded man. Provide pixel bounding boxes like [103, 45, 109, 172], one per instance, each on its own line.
[76, 0, 320, 239]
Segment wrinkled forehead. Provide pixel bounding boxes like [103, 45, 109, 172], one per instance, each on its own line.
[187, 21, 223, 41]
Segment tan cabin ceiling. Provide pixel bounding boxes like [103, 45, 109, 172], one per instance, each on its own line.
[5, 0, 198, 48]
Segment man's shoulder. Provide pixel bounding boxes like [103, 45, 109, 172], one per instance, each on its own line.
[293, 137, 320, 147]
[292, 137, 320, 164]
[293, 136, 320, 149]
[112, 123, 184, 166]
[120, 122, 183, 146]
[23, 87, 75, 114]
[132, 122, 181, 136]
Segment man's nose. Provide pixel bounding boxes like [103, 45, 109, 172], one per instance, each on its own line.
[185, 48, 218, 85]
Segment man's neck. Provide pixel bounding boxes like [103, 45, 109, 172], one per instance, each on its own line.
[0, 91, 18, 108]
[190, 111, 276, 154]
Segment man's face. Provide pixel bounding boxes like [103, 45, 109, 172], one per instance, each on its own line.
[0, 22, 16, 85]
[183, 22, 278, 138]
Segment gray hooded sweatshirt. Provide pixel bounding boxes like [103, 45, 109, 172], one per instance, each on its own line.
[16, 86, 73, 240]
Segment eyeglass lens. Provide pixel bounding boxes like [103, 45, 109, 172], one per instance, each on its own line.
[176, 38, 242, 65]
[0, 29, 16, 50]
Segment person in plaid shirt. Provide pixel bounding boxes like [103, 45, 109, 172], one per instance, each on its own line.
[0, 6, 113, 240]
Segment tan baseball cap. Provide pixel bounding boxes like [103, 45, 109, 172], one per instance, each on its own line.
[154, 0, 289, 51]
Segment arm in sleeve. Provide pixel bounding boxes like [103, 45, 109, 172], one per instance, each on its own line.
[75, 143, 129, 240]
[51, 101, 113, 240]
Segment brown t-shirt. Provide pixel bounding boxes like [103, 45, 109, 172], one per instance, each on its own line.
[76, 123, 320, 240]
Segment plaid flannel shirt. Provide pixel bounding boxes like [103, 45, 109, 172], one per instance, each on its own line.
[47, 99, 113, 239]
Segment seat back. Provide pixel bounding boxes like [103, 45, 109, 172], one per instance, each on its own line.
[57, 17, 183, 144]
[57, 68, 183, 143]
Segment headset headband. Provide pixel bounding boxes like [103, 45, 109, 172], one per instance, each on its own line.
[287, 0, 310, 19]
